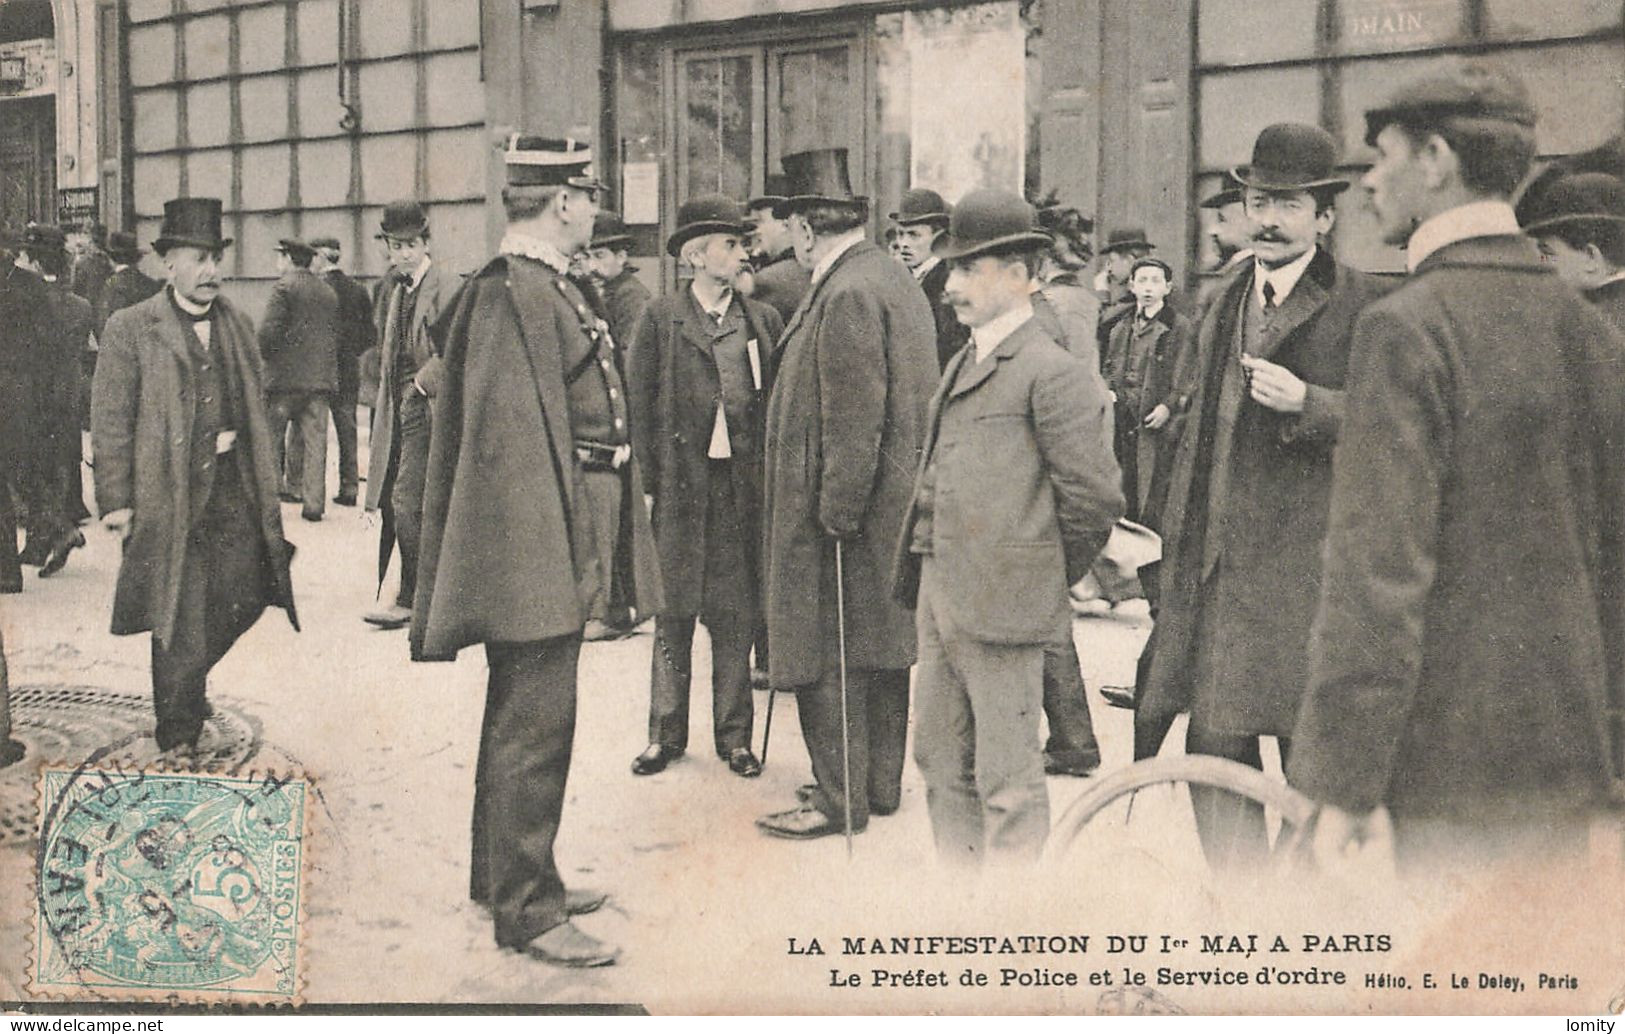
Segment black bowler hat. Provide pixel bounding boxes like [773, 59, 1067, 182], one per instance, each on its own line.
[889, 188, 951, 229]
[931, 188, 1051, 261]
[7, 221, 67, 253]
[1517, 135, 1625, 228]
[1232, 123, 1349, 195]
[780, 148, 868, 214]
[503, 134, 604, 191]
[107, 230, 145, 263]
[1099, 227, 1153, 254]
[1521, 172, 1625, 234]
[1130, 256, 1175, 281]
[1363, 61, 1536, 148]
[376, 200, 429, 242]
[666, 194, 748, 257]
[1201, 187, 1244, 210]
[747, 173, 795, 216]
[154, 197, 232, 254]
[590, 212, 635, 250]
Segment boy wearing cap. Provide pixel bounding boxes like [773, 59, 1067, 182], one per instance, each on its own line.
[1291, 65, 1625, 871]
[1102, 256, 1192, 526]
[259, 238, 339, 522]
[625, 195, 783, 779]
[91, 197, 298, 755]
[893, 188, 1122, 864]
[1522, 172, 1625, 333]
[309, 237, 374, 506]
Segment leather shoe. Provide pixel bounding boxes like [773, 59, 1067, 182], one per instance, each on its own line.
[277, 490, 302, 504]
[631, 743, 681, 775]
[794, 783, 820, 805]
[300, 510, 323, 523]
[565, 887, 608, 916]
[1044, 753, 1101, 778]
[39, 529, 85, 577]
[17, 539, 48, 567]
[726, 748, 762, 778]
[1099, 685, 1136, 709]
[522, 921, 619, 968]
[756, 803, 861, 840]
[332, 492, 357, 507]
[0, 738, 26, 770]
[363, 604, 412, 629]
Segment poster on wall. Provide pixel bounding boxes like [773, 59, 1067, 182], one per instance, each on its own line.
[0, 37, 56, 99]
[906, 2, 1025, 203]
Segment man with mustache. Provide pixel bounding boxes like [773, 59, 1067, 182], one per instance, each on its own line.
[1136, 124, 1388, 871]
[890, 188, 967, 370]
[91, 197, 298, 755]
[625, 195, 782, 778]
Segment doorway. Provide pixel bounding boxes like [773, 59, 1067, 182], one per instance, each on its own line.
[0, 96, 55, 230]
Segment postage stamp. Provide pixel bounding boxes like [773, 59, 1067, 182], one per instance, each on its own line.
[29, 765, 309, 1004]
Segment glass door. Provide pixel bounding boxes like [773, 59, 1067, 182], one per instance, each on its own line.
[674, 47, 762, 202]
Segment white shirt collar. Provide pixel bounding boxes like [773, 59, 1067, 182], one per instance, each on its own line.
[499, 232, 571, 275]
[1406, 200, 1520, 272]
[1137, 301, 1165, 322]
[1254, 246, 1317, 308]
[691, 282, 734, 321]
[912, 255, 941, 282]
[810, 230, 866, 285]
[971, 302, 1033, 364]
[405, 254, 432, 290]
[171, 288, 213, 318]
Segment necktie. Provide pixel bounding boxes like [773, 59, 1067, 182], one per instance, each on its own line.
[1262, 280, 1277, 311]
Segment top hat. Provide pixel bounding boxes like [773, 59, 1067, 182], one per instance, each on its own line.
[889, 188, 951, 229]
[590, 212, 635, 250]
[308, 235, 342, 253]
[106, 230, 145, 263]
[1363, 62, 1536, 148]
[1231, 123, 1350, 195]
[1201, 187, 1244, 210]
[275, 237, 316, 262]
[1099, 227, 1153, 254]
[747, 173, 795, 215]
[667, 195, 748, 257]
[1129, 256, 1175, 281]
[780, 148, 868, 214]
[504, 134, 604, 191]
[1520, 172, 1625, 234]
[377, 201, 429, 242]
[154, 197, 233, 254]
[931, 189, 1051, 261]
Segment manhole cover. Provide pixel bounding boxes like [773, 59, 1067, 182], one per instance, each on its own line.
[0, 684, 264, 845]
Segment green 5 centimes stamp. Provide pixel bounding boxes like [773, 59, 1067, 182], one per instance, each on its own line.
[31, 766, 309, 1004]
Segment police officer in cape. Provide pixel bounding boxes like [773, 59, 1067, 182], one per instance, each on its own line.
[90, 197, 299, 756]
[409, 135, 661, 967]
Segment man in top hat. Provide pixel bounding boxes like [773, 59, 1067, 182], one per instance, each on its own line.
[309, 236, 374, 507]
[1136, 122, 1388, 871]
[1522, 172, 1625, 332]
[891, 188, 968, 370]
[410, 135, 660, 967]
[756, 147, 939, 841]
[363, 200, 462, 628]
[91, 197, 299, 754]
[1094, 227, 1156, 358]
[259, 238, 339, 522]
[893, 190, 1123, 864]
[626, 194, 783, 779]
[743, 174, 812, 326]
[585, 213, 652, 359]
[1290, 65, 1625, 872]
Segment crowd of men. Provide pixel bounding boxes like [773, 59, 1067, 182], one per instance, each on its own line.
[1, 58, 1623, 969]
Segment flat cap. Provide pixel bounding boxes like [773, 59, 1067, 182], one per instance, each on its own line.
[308, 236, 342, 252]
[1364, 62, 1537, 147]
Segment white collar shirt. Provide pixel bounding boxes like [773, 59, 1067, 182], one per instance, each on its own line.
[913, 255, 941, 282]
[1253, 246, 1317, 309]
[810, 230, 866, 285]
[971, 302, 1033, 364]
[1405, 200, 1522, 272]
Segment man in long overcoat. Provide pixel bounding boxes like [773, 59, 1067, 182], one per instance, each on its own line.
[1291, 65, 1625, 872]
[410, 136, 661, 968]
[91, 197, 298, 754]
[626, 195, 782, 778]
[0, 239, 49, 592]
[756, 147, 939, 840]
[1136, 124, 1388, 870]
[259, 238, 339, 522]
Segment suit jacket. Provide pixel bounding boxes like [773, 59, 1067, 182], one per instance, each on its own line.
[749, 252, 812, 327]
[411, 255, 662, 661]
[600, 267, 653, 355]
[258, 267, 339, 394]
[1103, 303, 1194, 512]
[892, 317, 1122, 642]
[1032, 275, 1101, 366]
[762, 239, 939, 686]
[323, 268, 375, 397]
[917, 259, 968, 371]
[1290, 235, 1625, 821]
[98, 266, 163, 337]
[0, 265, 49, 471]
[91, 290, 298, 647]
[365, 260, 461, 510]
[1141, 248, 1389, 737]
[1586, 276, 1625, 335]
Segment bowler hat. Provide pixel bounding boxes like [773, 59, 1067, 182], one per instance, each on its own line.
[1099, 227, 1153, 254]
[308, 235, 342, 253]
[1520, 172, 1625, 234]
[106, 230, 145, 263]
[1231, 123, 1349, 195]
[7, 221, 67, 253]
[154, 197, 232, 254]
[503, 134, 603, 191]
[1200, 187, 1243, 210]
[376, 200, 429, 242]
[747, 173, 795, 215]
[889, 188, 950, 229]
[931, 189, 1051, 261]
[275, 237, 316, 262]
[1363, 62, 1536, 148]
[666, 194, 748, 257]
[590, 212, 635, 250]
[1517, 135, 1625, 227]
[780, 148, 868, 214]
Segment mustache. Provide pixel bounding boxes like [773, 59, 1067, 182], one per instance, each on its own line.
[1252, 229, 1290, 244]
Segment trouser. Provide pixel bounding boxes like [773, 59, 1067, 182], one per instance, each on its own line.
[913, 560, 1049, 865]
[269, 391, 331, 517]
[0, 467, 20, 593]
[20, 439, 72, 554]
[333, 379, 359, 498]
[579, 469, 622, 619]
[649, 613, 754, 753]
[1113, 405, 1142, 522]
[386, 391, 432, 609]
[1185, 722, 1293, 872]
[795, 660, 910, 831]
[470, 635, 581, 949]
[1042, 632, 1100, 768]
[150, 453, 269, 751]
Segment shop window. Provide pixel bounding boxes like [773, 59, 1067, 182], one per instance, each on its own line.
[358, 59, 419, 134]
[296, 67, 342, 139]
[188, 148, 231, 201]
[1482, 0, 1622, 40]
[771, 46, 850, 159]
[239, 212, 297, 279]
[1329, 0, 1468, 57]
[358, 134, 417, 204]
[1198, 0, 1322, 67]
[132, 154, 180, 218]
[127, 24, 174, 89]
[426, 127, 487, 199]
[1497, 42, 1625, 156]
[425, 51, 483, 127]
[425, 0, 482, 50]
[357, 0, 415, 61]
[239, 144, 291, 211]
[1197, 66, 1322, 170]
[611, 36, 663, 253]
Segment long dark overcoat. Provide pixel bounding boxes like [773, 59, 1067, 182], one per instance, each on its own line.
[1102, 303, 1193, 516]
[1290, 235, 1625, 823]
[1139, 248, 1387, 738]
[627, 287, 783, 619]
[762, 239, 939, 687]
[749, 253, 811, 327]
[91, 291, 298, 647]
[98, 266, 163, 335]
[365, 261, 460, 508]
[258, 267, 339, 394]
[410, 255, 662, 662]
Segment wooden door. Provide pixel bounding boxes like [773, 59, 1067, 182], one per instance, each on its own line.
[0, 97, 54, 230]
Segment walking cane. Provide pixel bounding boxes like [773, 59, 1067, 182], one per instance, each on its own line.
[760, 668, 776, 766]
[835, 539, 855, 859]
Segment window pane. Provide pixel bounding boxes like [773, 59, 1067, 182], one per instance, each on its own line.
[1330, 0, 1468, 57]
[185, 81, 230, 149]
[1336, 51, 1455, 161]
[1483, 0, 1622, 41]
[1198, 66, 1322, 170]
[1499, 42, 1625, 157]
[182, 14, 229, 80]
[680, 53, 753, 199]
[1199, 0, 1320, 66]
[237, 5, 286, 75]
[775, 46, 849, 157]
